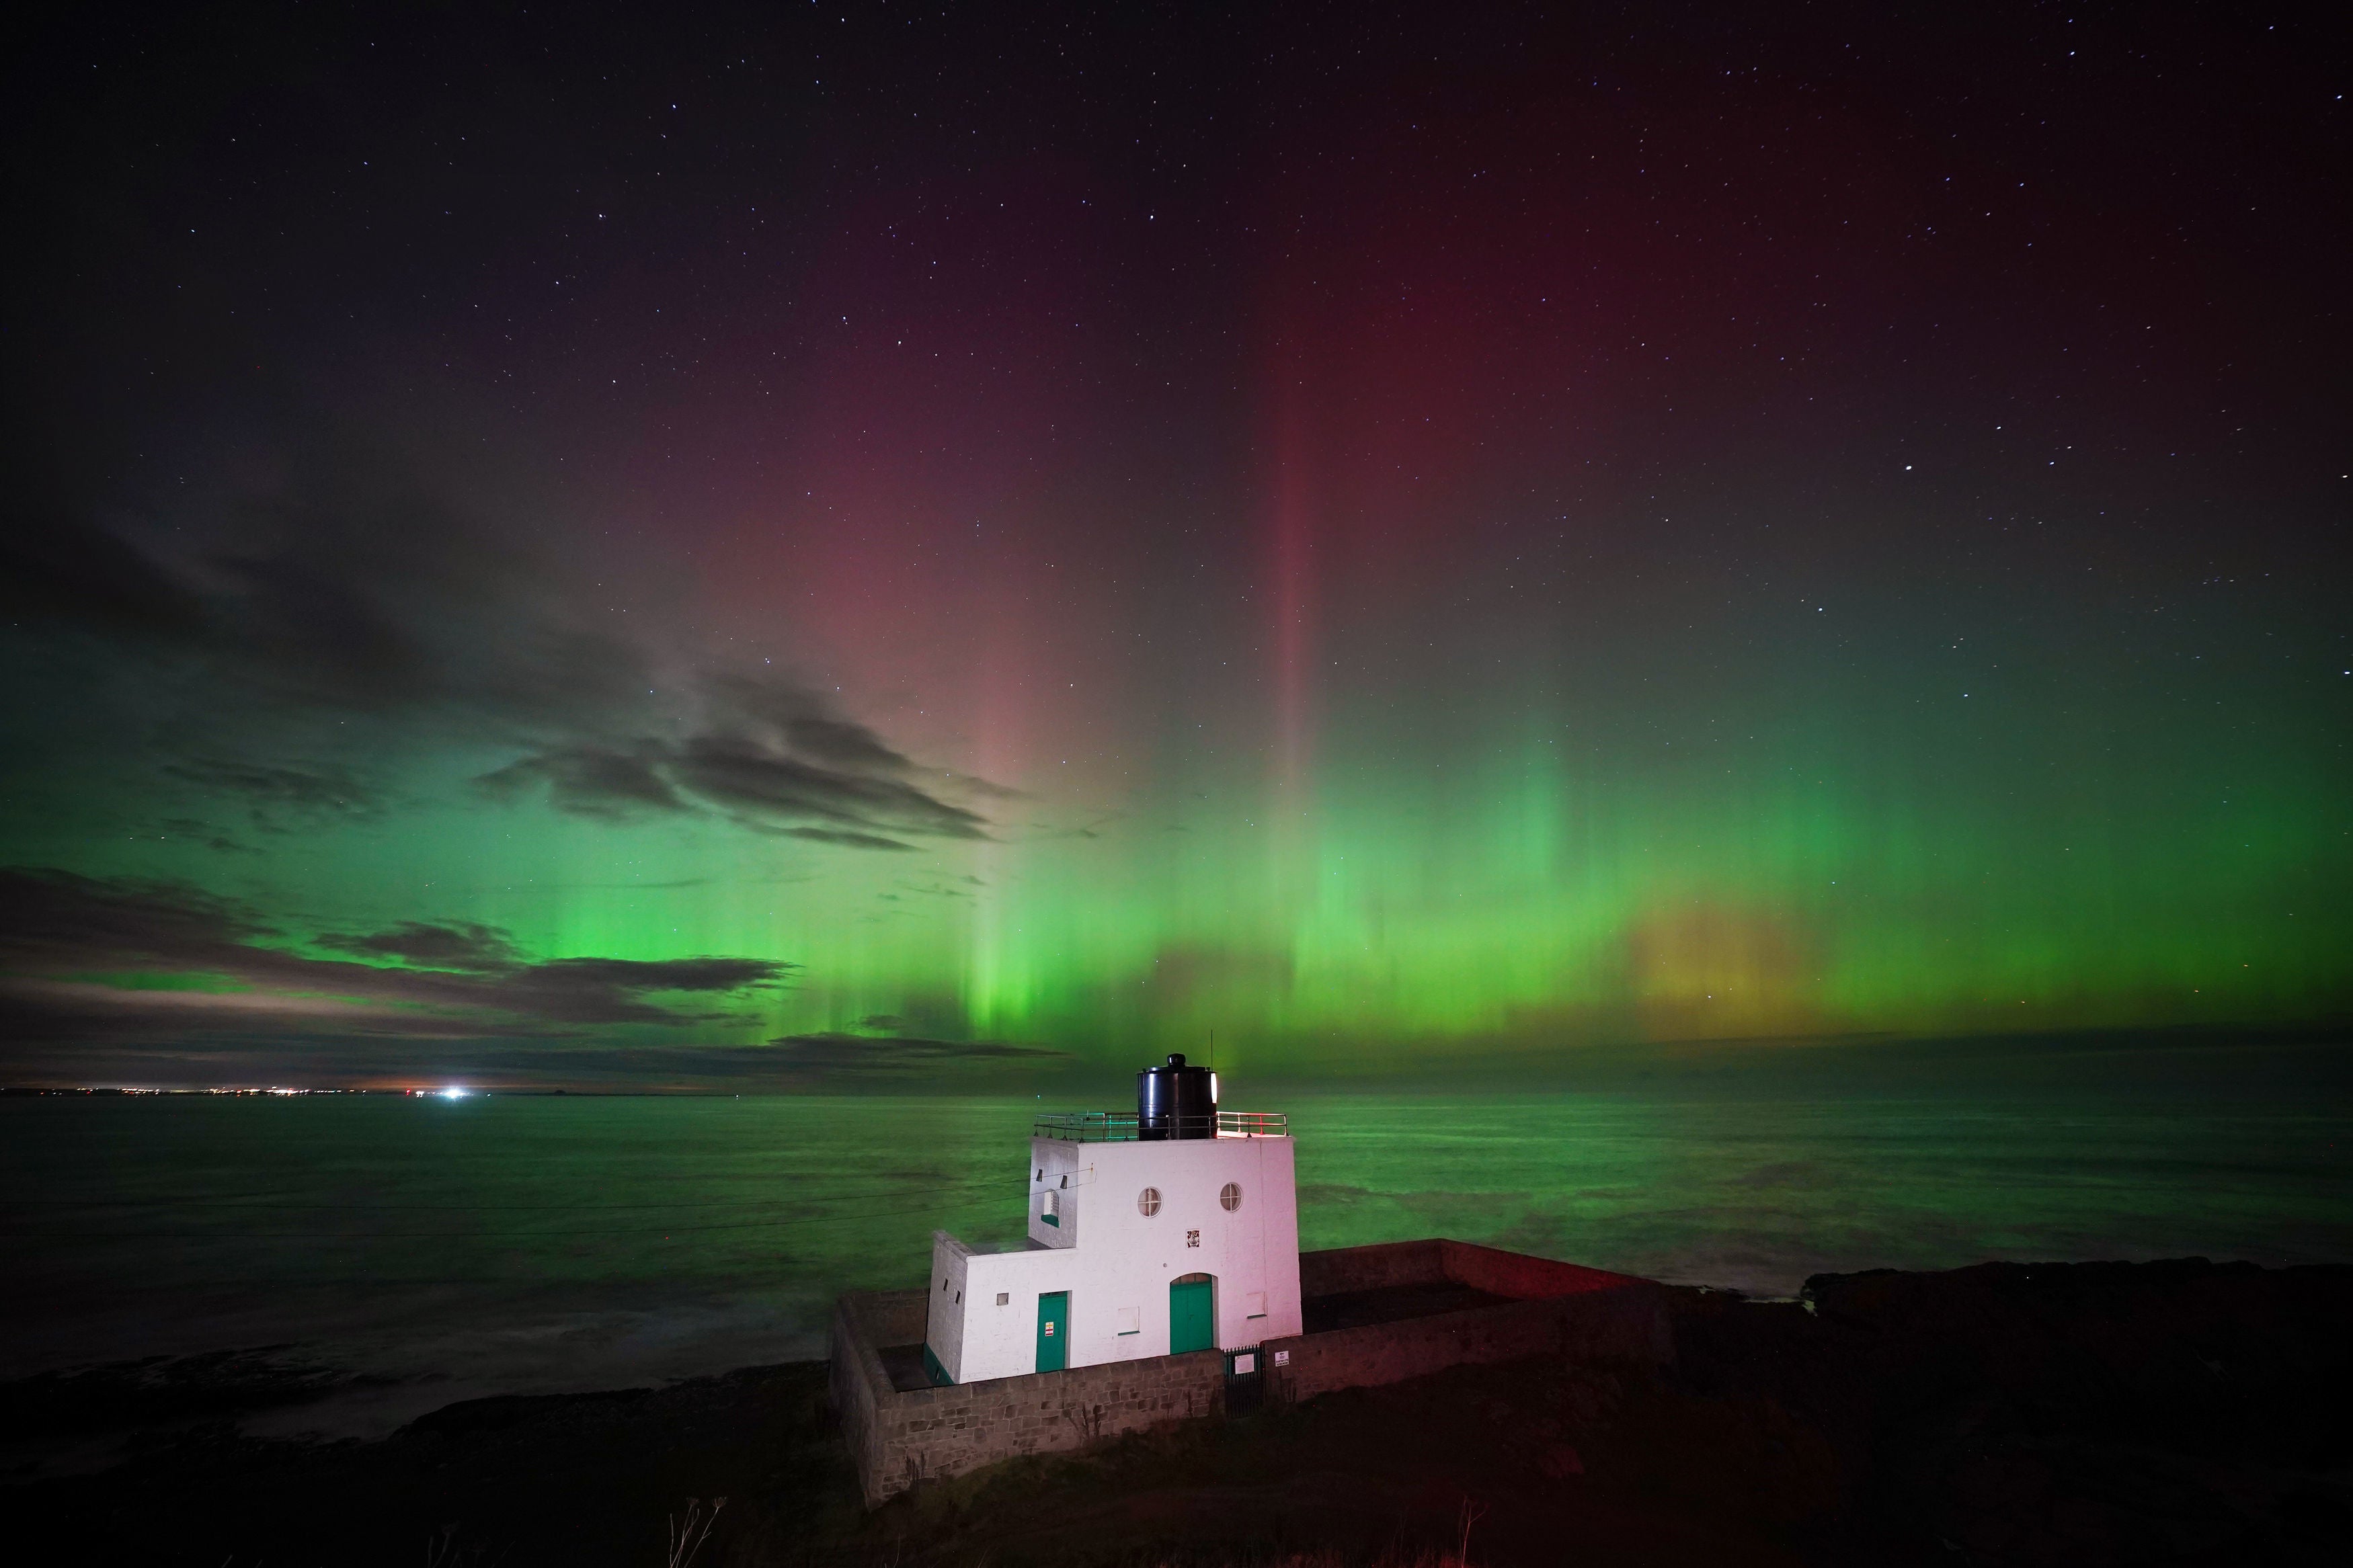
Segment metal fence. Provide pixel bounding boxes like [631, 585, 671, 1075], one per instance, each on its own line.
[1032, 1110, 1288, 1141]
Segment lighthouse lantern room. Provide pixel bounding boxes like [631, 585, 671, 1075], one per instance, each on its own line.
[922, 1055, 1302, 1385]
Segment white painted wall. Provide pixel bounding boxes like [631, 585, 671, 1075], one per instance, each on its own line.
[924, 1232, 976, 1383]
[923, 1132, 1302, 1386]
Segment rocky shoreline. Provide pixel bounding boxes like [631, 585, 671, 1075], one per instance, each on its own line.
[4, 1257, 2348, 1565]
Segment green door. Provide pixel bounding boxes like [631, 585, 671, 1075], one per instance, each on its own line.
[1035, 1291, 1068, 1372]
[1170, 1275, 1215, 1354]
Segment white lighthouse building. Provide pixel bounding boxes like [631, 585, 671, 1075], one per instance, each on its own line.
[922, 1055, 1302, 1385]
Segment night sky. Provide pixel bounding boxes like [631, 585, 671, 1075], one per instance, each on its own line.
[5, 3, 2348, 1089]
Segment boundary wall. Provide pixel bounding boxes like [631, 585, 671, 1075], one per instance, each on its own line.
[830, 1238, 1671, 1507]
[1268, 1239, 1672, 1405]
[830, 1289, 1226, 1507]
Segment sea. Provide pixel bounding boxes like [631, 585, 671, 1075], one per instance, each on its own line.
[5, 1035, 2350, 1449]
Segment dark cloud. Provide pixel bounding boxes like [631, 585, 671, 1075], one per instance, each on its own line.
[767, 1032, 1070, 1073]
[0, 869, 794, 1054]
[893, 878, 975, 899]
[7, 472, 1002, 854]
[0, 868, 272, 971]
[473, 745, 688, 820]
[786, 828, 917, 852]
[782, 716, 916, 774]
[1014, 814, 1118, 843]
[524, 956, 785, 995]
[315, 921, 522, 973]
[671, 718, 989, 841]
[0, 495, 214, 644]
[204, 547, 441, 710]
[161, 758, 386, 825]
[475, 709, 991, 848]
[3, 486, 615, 723]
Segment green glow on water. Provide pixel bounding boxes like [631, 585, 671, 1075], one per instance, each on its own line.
[4, 1083, 2345, 1385]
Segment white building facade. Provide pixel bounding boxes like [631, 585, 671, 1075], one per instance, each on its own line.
[922, 1110, 1301, 1385]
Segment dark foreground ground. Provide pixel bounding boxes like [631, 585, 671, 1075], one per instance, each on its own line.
[4, 1258, 2349, 1567]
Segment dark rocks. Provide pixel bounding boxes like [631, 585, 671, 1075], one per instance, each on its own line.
[1536, 1442, 1583, 1479]
[6, 1260, 2347, 1565]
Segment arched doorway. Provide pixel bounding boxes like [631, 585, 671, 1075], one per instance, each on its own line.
[1170, 1272, 1215, 1354]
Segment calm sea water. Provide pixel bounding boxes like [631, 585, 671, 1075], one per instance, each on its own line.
[5, 1054, 2350, 1439]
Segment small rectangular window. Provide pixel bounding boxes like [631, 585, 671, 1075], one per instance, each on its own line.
[996, 1292, 1009, 1307]
[1245, 1290, 1267, 1319]
[1116, 1306, 1140, 1335]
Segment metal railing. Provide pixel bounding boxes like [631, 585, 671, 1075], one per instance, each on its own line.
[1032, 1110, 1288, 1142]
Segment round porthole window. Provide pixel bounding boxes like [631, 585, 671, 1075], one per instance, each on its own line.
[1138, 1186, 1162, 1216]
[1220, 1182, 1243, 1212]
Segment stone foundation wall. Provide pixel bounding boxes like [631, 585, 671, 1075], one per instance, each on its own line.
[1262, 1277, 1673, 1406]
[830, 1290, 1226, 1506]
[832, 1239, 1671, 1506]
[827, 1290, 926, 1505]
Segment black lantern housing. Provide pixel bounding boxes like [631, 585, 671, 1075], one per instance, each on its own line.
[1136, 1052, 1216, 1139]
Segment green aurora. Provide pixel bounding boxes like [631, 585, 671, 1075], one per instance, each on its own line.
[5, 561, 2344, 1083]
[5, 6, 2349, 1086]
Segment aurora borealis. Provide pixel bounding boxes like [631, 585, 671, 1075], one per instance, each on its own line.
[3, 4, 2348, 1087]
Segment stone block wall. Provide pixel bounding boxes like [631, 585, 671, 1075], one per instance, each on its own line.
[828, 1290, 925, 1505]
[832, 1239, 1672, 1507]
[1261, 1278, 1673, 1406]
[830, 1289, 1227, 1506]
